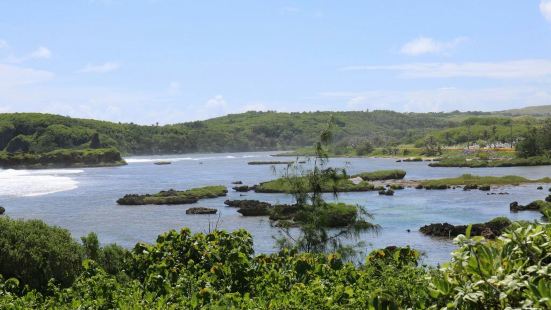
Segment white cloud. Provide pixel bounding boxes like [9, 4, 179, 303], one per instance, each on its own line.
[342, 59, 551, 79]
[541, 0, 551, 22]
[5, 46, 52, 63]
[79, 62, 120, 73]
[0, 63, 54, 87]
[205, 95, 227, 109]
[321, 86, 551, 112]
[400, 36, 467, 56]
[29, 46, 52, 59]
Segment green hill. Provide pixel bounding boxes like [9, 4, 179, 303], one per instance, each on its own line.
[0, 108, 548, 155]
[0, 111, 455, 155]
[497, 105, 551, 116]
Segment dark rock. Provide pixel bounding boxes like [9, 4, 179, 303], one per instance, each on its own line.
[537, 186, 544, 190]
[0, 206, 4, 215]
[546, 195, 551, 203]
[186, 207, 217, 215]
[510, 201, 541, 212]
[232, 181, 243, 185]
[415, 184, 424, 189]
[269, 204, 300, 221]
[463, 184, 478, 191]
[420, 217, 510, 239]
[479, 185, 491, 191]
[224, 200, 272, 216]
[378, 189, 394, 196]
[232, 185, 251, 192]
[237, 206, 270, 216]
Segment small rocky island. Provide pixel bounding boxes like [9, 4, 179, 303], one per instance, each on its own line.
[117, 186, 227, 205]
[420, 217, 512, 239]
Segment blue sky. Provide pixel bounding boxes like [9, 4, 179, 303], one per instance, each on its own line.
[1, 1, 551, 124]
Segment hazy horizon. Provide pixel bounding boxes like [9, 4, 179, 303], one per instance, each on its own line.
[1, 1, 551, 124]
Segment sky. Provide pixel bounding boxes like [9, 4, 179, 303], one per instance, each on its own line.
[1, 1, 551, 124]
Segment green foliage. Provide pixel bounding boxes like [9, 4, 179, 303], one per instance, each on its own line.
[5, 134, 31, 152]
[0, 219, 549, 308]
[516, 119, 551, 157]
[0, 147, 125, 168]
[354, 140, 374, 156]
[420, 174, 551, 188]
[81, 232, 131, 277]
[429, 223, 551, 309]
[255, 176, 374, 193]
[0, 217, 84, 291]
[0, 111, 463, 155]
[117, 185, 228, 205]
[273, 118, 379, 256]
[430, 156, 551, 167]
[354, 169, 406, 181]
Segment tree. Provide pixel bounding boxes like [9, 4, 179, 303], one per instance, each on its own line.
[423, 135, 441, 156]
[355, 140, 373, 156]
[90, 132, 101, 149]
[5, 135, 31, 153]
[516, 128, 543, 158]
[275, 117, 378, 256]
[0, 217, 83, 291]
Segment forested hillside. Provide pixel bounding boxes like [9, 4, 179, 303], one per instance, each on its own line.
[0, 110, 547, 155]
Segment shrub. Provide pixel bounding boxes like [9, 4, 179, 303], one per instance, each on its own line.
[0, 217, 83, 291]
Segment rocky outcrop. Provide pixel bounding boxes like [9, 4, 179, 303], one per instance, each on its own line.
[378, 189, 394, 196]
[420, 217, 511, 239]
[224, 199, 271, 216]
[186, 207, 217, 215]
[232, 185, 252, 192]
[510, 200, 551, 212]
[0, 206, 5, 215]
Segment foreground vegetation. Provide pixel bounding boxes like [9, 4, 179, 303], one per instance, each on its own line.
[117, 186, 227, 205]
[0, 216, 549, 309]
[0, 148, 125, 168]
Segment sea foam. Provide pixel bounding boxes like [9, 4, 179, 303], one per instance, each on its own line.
[0, 169, 81, 197]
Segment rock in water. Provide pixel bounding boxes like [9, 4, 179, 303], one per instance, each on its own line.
[186, 207, 217, 215]
[0, 206, 5, 215]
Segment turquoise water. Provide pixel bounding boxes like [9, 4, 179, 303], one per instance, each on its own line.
[0, 151, 548, 264]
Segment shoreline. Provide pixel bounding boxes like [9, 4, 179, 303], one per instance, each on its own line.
[0, 161, 127, 170]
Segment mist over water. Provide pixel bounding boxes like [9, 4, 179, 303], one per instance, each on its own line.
[0, 151, 548, 264]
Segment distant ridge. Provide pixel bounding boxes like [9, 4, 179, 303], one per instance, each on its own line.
[497, 105, 551, 116]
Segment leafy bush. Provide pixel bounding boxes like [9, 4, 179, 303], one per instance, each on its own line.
[0, 217, 84, 291]
[429, 223, 551, 309]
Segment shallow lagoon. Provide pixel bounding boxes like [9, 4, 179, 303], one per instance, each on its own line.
[1, 151, 548, 264]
